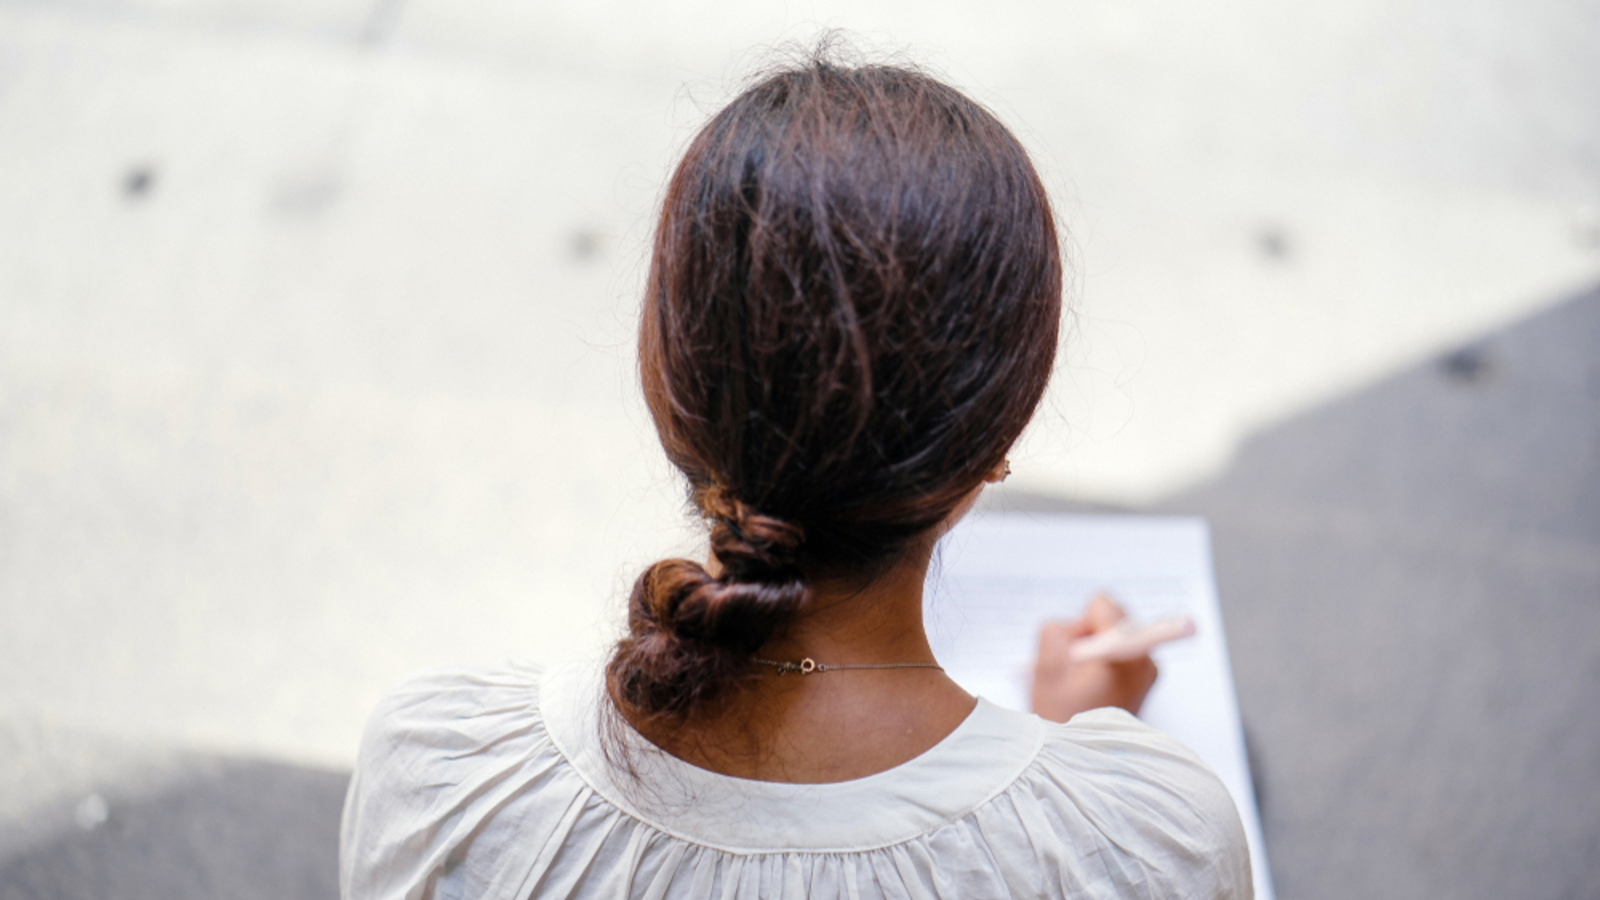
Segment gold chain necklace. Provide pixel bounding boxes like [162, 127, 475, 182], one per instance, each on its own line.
[752, 657, 944, 675]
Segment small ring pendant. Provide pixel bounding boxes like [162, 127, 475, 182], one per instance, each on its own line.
[799, 657, 817, 674]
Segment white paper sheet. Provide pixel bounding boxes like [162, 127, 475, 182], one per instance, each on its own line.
[925, 512, 1275, 900]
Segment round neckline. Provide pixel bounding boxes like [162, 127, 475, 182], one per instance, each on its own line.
[539, 658, 1046, 853]
[615, 689, 983, 794]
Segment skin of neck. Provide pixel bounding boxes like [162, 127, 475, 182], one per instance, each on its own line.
[755, 540, 942, 668]
[642, 486, 988, 784]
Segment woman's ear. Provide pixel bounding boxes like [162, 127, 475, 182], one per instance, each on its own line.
[929, 458, 1011, 548]
[984, 458, 1011, 484]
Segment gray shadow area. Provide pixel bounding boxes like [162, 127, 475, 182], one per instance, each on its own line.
[0, 760, 348, 900]
[1158, 284, 1600, 900]
[1018, 282, 1599, 900]
[1000, 283, 1600, 899]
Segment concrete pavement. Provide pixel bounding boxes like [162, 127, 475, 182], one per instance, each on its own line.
[2, 1, 1598, 897]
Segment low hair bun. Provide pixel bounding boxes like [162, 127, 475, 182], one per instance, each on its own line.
[607, 556, 808, 719]
[608, 487, 808, 719]
[698, 485, 805, 582]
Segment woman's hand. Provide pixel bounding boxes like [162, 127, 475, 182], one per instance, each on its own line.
[1030, 594, 1159, 722]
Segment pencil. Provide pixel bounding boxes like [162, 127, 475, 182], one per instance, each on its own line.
[1066, 615, 1197, 664]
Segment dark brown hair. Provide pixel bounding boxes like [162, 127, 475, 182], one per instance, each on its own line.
[607, 57, 1063, 724]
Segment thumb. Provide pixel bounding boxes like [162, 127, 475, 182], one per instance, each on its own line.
[1037, 620, 1087, 658]
[1081, 593, 1129, 632]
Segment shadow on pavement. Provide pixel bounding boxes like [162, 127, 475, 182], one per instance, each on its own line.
[1157, 282, 1600, 900]
[1001, 281, 1600, 899]
[0, 760, 348, 900]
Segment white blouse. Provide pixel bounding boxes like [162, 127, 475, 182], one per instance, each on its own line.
[340, 659, 1252, 900]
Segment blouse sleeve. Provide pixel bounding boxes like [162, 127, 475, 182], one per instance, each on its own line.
[339, 662, 558, 900]
[1035, 707, 1254, 899]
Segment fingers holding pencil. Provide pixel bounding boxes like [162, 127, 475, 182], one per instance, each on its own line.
[1067, 612, 1196, 663]
[1030, 593, 1195, 722]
